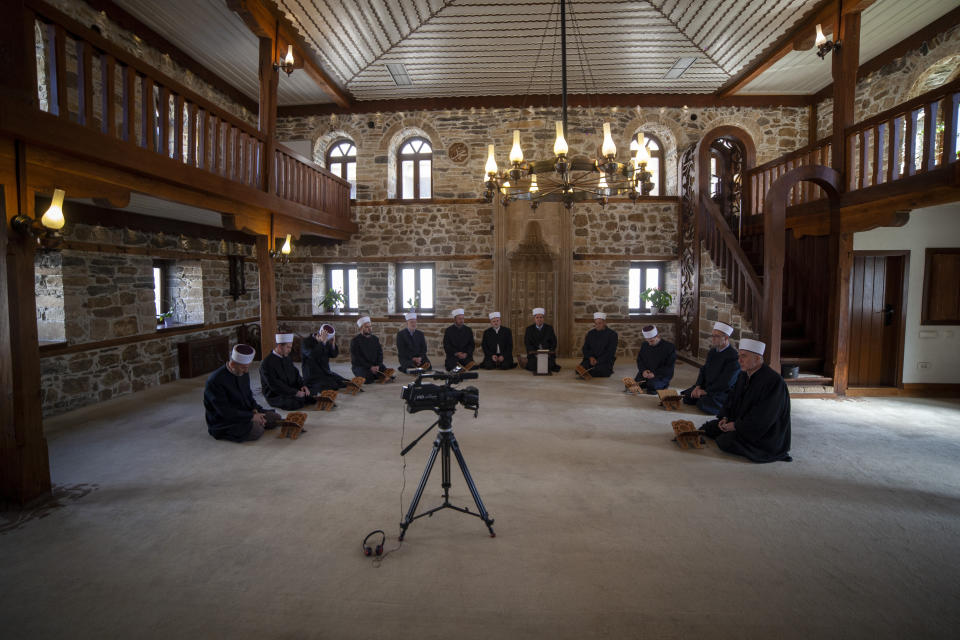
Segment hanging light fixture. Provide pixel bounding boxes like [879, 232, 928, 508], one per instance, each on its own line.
[482, 0, 653, 210]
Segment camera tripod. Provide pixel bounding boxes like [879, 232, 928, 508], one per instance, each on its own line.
[399, 409, 495, 540]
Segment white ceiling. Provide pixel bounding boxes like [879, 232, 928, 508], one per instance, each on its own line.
[109, 0, 957, 106]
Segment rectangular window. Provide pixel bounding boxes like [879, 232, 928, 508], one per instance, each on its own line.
[324, 265, 359, 312]
[628, 262, 665, 313]
[153, 260, 170, 324]
[399, 263, 435, 313]
[401, 160, 415, 199]
[922, 248, 960, 324]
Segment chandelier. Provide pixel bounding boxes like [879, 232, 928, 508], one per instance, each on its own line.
[482, 0, 653, 210]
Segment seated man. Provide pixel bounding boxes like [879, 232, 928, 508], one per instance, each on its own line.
[578, 312, 618, 377]
[700, 339, 792, 463]
[681, 321, 740, 414]
[397, 312, 432, 373]
[350, 316, 390, 383]
[524, 307, 561, 373]
[480, 311, 515, 369]
[260, 332, 314, 409]
[634, 325, 677, 394]
[302, 324, 348, 393]
[443, 308, 476, 371]
[204, 344, 279, 442]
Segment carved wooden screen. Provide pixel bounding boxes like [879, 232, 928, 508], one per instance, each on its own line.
[678, 145, 698, 355]
[508, 222, 557, 349]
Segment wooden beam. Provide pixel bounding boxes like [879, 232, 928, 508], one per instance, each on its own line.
[255, 234, 277, 359]
[226, 0, 351, 108]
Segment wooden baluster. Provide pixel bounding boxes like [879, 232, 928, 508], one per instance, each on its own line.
[101, 54, 116, 137]
[889, 117, 901, 182]
[224, 125, 233, 180]
[173, 94, 184, 162]
[844, 133, 855, 190]
[234, 129, 242, 182]
[123, 66, 136, 143]
[186, 103, 197, 166]
[198, 108, 208, 169]
[141, 76, 154, 151]
[212, 117, 221, 175]
[158, 86, 170, 158]
[859, 130, 868, 189]
[943, 92, 959, 164]
[79, 40, 94, 128]
[873, 123, 885, 185]
[904, 109, 917, 176]
[923, 101, 938, 170]
[51, 25, 68, 118]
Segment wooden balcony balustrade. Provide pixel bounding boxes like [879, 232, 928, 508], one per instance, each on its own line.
[746, 138, 832, 216]
[8, 0, 352, 234]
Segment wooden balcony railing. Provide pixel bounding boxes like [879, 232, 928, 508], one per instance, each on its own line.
[844, 77, 960, 191]
[746, 138, 832, 216]
[24, 0, 351, 227]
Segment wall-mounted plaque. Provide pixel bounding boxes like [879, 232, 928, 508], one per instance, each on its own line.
[447, 142, 469, 164]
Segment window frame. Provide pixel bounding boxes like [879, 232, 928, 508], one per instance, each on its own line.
[323, 264, 360, 313]
[326, 139, 357, 200]
[398, 262, 436, 314]
[153, 259, 171, 326]
[629, 132, 665, 196]
[397, 137, 433, 200]
[627, 261, 666, 314]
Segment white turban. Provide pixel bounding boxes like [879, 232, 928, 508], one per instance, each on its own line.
[593, 312, 606, 320]
[404, 312, 417, 321]
[452, 308, 465, 317]
[642, 326, 658, 339]
[532, 307, 545, 316]
[356, 316, 371, 328]
[230, 344, 255, 365]
[489, 311, 501, 320]
[713, 321, 734, 336]
[739, 338, 766, 355]
[275, 333, 294, 344]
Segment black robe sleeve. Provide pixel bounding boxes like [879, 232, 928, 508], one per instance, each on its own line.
[259, 353, 303, 398]
[705, 347, 740, 394]
[717, 366, 792, 462]
[525, 324, 557, 352]
[203, 366, 265, 441]
[443, 325, 475, 357]
[582, 329, 618, 366]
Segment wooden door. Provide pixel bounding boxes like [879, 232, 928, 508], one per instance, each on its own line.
[848, 252, 908, 387]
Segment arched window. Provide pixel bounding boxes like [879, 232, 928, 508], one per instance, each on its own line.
[398, 137, 432, 200]
[326, 139, 357, 199]
[629, 133, 664, 196]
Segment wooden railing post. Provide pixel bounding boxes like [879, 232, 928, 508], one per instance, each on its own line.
[255, 235, 277, 360]
[258, 37, 278, 196]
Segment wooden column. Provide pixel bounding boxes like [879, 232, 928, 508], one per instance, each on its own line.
[255, 234, 277, 360]
[826, 6, 860, 395]
[258, 37, 278, 197]
[2, 141, 52, 505]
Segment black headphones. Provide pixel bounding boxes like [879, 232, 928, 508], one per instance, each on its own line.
[363, 530, 385, 557]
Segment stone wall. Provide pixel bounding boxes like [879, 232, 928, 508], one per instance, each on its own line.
[35, 251, 65, 342]
[697, 247, 760, 355]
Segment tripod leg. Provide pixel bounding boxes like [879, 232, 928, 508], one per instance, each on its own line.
[399, 437, 441, 541]
[449, 436, 496, 537]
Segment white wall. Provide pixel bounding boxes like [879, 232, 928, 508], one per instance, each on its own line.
[854, 203, 960, 384]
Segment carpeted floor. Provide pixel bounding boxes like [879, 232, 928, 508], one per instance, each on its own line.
[2, 359, 959, 639]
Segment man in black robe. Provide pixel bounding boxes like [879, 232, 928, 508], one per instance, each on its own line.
[260, 332, 313, 409]
[681, 321, 740, 414]
[397, 312, 432, 373]
[443, 308, 475, 370]
[203, 344, 279, 442]
[700, 339, 792, 463]
[302, 324, 348, 393]
[634, 324, 677, 394]
[578, 312, 618, 377]
[524, 307, 561, 373]
[350, 316, 389, 383]
[480, 311, 515, 369]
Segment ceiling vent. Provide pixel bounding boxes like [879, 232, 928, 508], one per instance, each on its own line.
[663, 57, 697, 79]
[385, 63, 412, 86]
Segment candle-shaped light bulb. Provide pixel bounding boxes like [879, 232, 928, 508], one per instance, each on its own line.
[553, 121, 568, 156]
[509, 130, 524, 164]
[485, 144, 498, 175]
[284, 45, 295, 67]
[501, 180, 511, 194]
[815, 24, 827, 47]
[598, 174, 609, 191]
[635, 133, 650, 164]
[529, 174, 539, 193]
[281, 233, 292, 255]
[41, 188, 66, 230]
[601, 122, 616, 157]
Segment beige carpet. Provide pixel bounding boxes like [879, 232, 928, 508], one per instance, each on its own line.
[2, 359, 959, 639]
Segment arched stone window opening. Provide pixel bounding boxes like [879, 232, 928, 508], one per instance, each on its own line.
[326, 139, 357, 199]
[709, 137, 746, 236]
[397, 137, 432, 200]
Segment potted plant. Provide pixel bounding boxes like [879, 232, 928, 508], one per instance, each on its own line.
[640, 288, 673, 313]
[406, 290, 421, 312]
[156, 310, 173, 327]
[319, 288, 346, 313]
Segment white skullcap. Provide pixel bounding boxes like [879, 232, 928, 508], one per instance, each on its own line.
[489, 311, 501, 320]
[404, 312, 417, 321]
[231, 344, 255, 365]
[452, 308, 465, 317]
[713, 321, 734, 336]
[532, 307, 545, 316]
[642, 325, 658, 339]
[739, 338, 766, 355]
[319, 324, 335, 341]
[356, 316, 371, 328]
[593, 312, 606, 320]
[275, 333, 294, 344]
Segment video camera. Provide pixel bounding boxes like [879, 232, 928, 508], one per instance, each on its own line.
[400, 370, 480, 415]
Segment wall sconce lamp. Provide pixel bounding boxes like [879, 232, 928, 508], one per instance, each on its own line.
[12, 187, 66, 250]
[815, 24, 841, 59]
[270, 233, 292, 263]
[272, 22, 295, 76]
